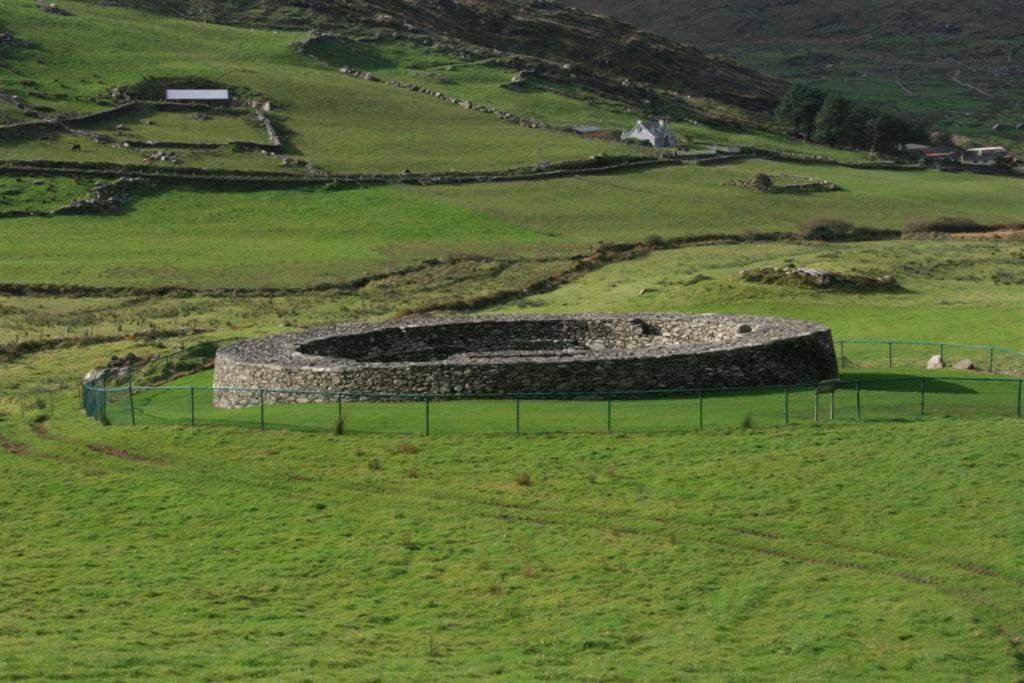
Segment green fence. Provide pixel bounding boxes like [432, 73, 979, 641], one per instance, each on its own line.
[837, 340, 1024, 373]
[83, 373, 1024, 436]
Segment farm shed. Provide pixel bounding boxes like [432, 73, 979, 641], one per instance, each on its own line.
[165, 88, 230, 102]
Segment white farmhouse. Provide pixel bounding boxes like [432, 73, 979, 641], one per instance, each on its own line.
[621, 119, 677, 148]
[960, 146, 1008, 166]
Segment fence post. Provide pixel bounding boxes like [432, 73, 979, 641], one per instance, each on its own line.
[424, 399, 430, 436]
[606, 396, 612, 433]
[830, 391, 836, 421]
[840, 341, 845, 369]
[888, 342, 893, 369]
[698, 390, 704, 431]
[814, 393, 819, 423]
[190, 386, 195, 427]
[856, 383, 862, 420]
[128, 383, 136, 427]
[259, 389, 265, 431]
[784, 386, 789, 425]
[515, 398, 521, 435]
[1017, 380, 1022, 419]
[989, 347, 995, 373]
[919, 378, 925, 416]
[337, 395, 343, 434]
[939, 343, 944, 362]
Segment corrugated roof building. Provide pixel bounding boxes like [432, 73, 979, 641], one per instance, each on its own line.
[165, 89, 230, 101]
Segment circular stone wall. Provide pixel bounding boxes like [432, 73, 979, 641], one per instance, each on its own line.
[213, 314, 837, 407]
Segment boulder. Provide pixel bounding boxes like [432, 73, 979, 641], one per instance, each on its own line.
[953, 359, 977, 371]
[83, 367, 108, 385]
[926, 355, 946, 369]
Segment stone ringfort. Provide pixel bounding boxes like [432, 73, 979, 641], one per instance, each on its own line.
[213, 313, 838, 407]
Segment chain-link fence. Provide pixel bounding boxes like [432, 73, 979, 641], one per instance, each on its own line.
[83, 342, 1024, 435]
[837, 340, 1024, 374]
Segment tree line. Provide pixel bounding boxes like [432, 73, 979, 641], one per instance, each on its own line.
[775, 85, 926, 154]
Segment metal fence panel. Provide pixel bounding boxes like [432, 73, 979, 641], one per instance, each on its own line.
[81, 339, 1024, 434]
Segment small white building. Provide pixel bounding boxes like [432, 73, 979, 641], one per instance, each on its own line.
[165, 89, 230, 102]
[961, 146, 1008, 166]
[621, 119, 677, 148]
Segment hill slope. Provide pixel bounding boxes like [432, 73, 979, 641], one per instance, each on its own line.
[559, 0, 1024, 144]
[79, 0, 788, 114]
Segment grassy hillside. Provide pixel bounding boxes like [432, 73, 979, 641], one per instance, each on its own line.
[496, 240, 1024, 350]
[80, 0, 788, 114]
[563, 0, 1024, 148]
[3, 160, 1020, 289]
[1, 0, 608, 173]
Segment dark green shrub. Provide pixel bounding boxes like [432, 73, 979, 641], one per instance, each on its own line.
[903, 216, 986, 235]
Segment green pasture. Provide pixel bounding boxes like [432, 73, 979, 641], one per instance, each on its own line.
[1, 0, 607, 173]
[0, 175, 86, 212]
[79, 106, 268, 144]
[101, 367, 1024, 436]
[0, 133, 287, 171]
[1, 0, 876, 178]
[304, 35, 871, 162]
[498, 240, 1024, 350]
[421, 160, 1023, 239]
[2, 394, 1021, 679]
[3, 159, 1020, 289]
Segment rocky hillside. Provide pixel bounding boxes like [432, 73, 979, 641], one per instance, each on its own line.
[558, 0, 1024, 142]
[80, 0, 787, 116]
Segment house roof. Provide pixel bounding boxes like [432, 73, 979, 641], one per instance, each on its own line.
[965, 146, 1008, 154]
[165, 89, 230, 100]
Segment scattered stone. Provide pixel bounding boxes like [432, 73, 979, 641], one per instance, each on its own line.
[927, 355, 946, 369]
[725, 173, 840, 193]
[738, 266, 900, 292]
[35, 0, 71, 16]
[736, 324, 752, 334]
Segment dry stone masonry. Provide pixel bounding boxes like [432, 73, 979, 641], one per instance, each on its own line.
[213, 313, 838, 407]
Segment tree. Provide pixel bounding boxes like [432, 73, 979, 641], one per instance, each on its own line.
[812, 94, 850, 146]
[775, 84, 826, 137]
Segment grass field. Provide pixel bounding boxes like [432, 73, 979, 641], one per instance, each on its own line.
[2, 401, 1021, 679]
[1, 0, 608, 174]
[1, 1, 1022, 678]
[3, 159, 1020, 289]
[497, 240, 1024, 350]
[80, 106, 268, 145]
[99, 367, 1024, 436]
[0, 175, 87, 212]
[304, 35, 873, 163]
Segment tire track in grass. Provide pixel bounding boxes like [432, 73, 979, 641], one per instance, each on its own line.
[30, 422, 167, 465]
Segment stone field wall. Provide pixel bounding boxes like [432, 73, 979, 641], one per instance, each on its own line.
[213, 314, 838, 407]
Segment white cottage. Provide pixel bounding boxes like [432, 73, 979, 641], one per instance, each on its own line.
[621, 119, 676, 148]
